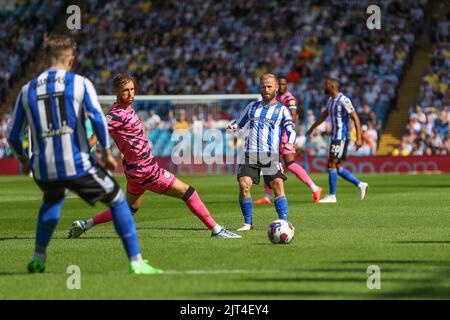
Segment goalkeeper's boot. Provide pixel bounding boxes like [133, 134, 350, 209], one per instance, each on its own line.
[312, 187, 323, 204]
[253, 197, 272, 205]
[130, 260, 163, 275]
[68, 220, 88, 239]
[27, 256, 45, 273]
[212, 228, 241, 238]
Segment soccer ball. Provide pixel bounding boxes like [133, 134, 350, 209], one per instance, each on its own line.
[267, 219, 295, 244]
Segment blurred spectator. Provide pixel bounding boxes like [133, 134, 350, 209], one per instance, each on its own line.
[172, 109, 189, 132]
[145, 109, 161, 131]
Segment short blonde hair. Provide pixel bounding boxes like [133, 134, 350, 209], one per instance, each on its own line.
[260, 73, 278, 83]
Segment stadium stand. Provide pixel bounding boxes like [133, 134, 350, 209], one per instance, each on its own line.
[0, 0, 65, 106]
[0, 0, 437, 159]
[394, 7, 450, 156]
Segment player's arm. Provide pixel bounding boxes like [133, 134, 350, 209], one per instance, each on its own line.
[287, 99, 299, 124]
[88, 134, 98, 149]
[282, 107, 297, 150]
[350, 111, 363, 150]
[343, 97, 362, 150]
[7, 90, 30, 174]
[227, 102, 252, 132]
[306, 109, 329, 136]
[83, 78, 116, 170]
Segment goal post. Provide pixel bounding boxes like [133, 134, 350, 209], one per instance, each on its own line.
[97, 94, 308, 175]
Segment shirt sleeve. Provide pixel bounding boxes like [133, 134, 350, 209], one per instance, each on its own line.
[7, 89, 28, 158]
[232, 102, 253, 129]
[83, 78, 110, 149]
[106, 110, 123, 132]
[281, 106, 297, 144]
[286, 98, 298, 110]
[342, 96, 355, 114]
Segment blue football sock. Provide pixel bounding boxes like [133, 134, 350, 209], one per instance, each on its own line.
[328, 168, 338, 195]
[274, 196, 288, 220]
[35, 198, 64, 250]
[239, 197, 253, 225]
[338, 167, 361, 186]
[110, 191, 140, 259]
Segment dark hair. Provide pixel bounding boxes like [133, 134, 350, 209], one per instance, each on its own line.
[43, 33, 76, 61]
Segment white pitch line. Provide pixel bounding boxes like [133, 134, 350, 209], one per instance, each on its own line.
[162, 269, 299, 275]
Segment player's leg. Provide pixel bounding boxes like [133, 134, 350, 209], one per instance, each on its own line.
[70, 167, 162, 274]
[253, 181, 273, 204]
[283, 153, 322, 203]
[238, 175, 254, 230]
[335, 141, 369, 200]
[264, 166, 289, 221]
[319, 141, 342, 203]
[162, 173, 241, 238]
[68, 179, 144, 238]
[28, 181, 66, 273]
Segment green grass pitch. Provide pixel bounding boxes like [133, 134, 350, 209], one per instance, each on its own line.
[0, 173, 449, 299]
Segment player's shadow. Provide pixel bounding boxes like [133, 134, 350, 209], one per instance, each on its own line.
[0, 272, 31, 276]
[334, 259, 450, 265]
[242, 277, 432, 284]
[392, 240, 450, 244]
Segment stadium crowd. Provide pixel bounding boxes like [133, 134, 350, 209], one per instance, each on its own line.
[0, 0, 441, 160]
[394, 8, 450, 156]
[0, 0, 64, 106]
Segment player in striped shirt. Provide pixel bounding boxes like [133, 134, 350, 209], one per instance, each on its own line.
[68, 73, 240, 239]
[7, 33, 161, 274]
[253, 76, 322, 205]
[227, 73, 297, 231]
[307, 79, 369, 203]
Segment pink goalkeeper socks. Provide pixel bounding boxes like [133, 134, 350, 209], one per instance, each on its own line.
[286, 162, 316, 189]
[92, 209, 113, 225]
[185, 191, 217, 229]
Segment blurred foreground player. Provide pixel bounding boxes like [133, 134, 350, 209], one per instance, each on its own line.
[7, 33, 161, 274]
[68, 74, 240, 239]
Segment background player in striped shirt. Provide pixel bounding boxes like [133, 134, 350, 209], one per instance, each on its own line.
[227, 73, 297, 231]
[253, 76, 322, 205]
[7, 33, 161, 274]
[68, 73, 240, 239]
[307, 79, 369, 203]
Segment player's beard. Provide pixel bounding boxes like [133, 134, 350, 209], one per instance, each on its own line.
[262, 91, 275, 102]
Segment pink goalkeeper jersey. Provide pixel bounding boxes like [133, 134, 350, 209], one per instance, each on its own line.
[277, 91, 298, 113]
[106, 103, 154, 179]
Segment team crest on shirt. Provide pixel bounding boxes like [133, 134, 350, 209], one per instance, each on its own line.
[106, 115, 112, 123]
[163, 171, 171, 179]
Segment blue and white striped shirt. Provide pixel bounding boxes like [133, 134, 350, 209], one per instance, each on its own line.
[7, 68, 110, 182]
[232, 100, 296, 153]
[326, 92, 355, 141]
